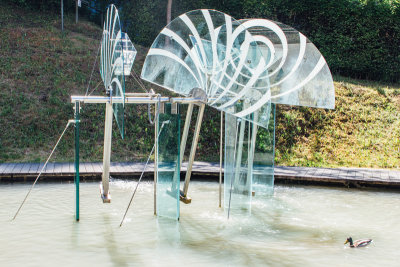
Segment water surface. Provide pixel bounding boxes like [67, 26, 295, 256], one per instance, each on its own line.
[1, 181, 399, 266]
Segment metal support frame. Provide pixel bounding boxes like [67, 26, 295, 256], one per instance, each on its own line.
[101, 102, 113, 203]
[70, 94, 205, 208]
[182, 103, 205, 201]
[74, 101, 80, 221]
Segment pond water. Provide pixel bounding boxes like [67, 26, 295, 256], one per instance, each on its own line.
[1, 180, 399, 266]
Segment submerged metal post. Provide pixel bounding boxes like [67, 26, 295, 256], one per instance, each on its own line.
[101, 102, 113, 203]
[74, 101, 80, 221]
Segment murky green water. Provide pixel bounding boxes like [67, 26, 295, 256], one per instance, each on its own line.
[1, 181, 399, 266]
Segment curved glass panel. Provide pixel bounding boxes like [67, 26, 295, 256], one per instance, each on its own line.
[141, 9, 272, 128]
[100, 4, 125, 139]
[239, 19, 335, 109]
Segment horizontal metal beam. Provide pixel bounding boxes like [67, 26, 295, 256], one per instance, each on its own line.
[71, 95, 208, 104]
[170, 97, 205, 104]
[71, 95, 170, 104]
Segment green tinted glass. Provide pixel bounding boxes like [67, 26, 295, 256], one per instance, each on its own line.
[157, 104, 180, 220]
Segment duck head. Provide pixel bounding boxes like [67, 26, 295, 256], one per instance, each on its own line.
[344, 237, 353, 246]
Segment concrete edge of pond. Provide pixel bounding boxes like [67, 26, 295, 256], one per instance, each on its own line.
[1, 162, 400, 191]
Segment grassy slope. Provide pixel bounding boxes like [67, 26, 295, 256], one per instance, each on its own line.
[0, 3, 399, 168]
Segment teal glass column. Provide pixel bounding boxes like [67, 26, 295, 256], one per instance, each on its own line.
[74, 101, 80, 221]
[157, 103, 180, 220]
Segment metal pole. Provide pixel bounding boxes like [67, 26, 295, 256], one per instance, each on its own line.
[61, 0, 64, 32]
[233, 118, 246, 190]
[182, 103, 205, 197]
[228, 118, 240, 219]
[74, 101, 80, 221]
[219, 111, 223, 208]
[154, 103, 159, 215]
[75, 0, 78, 24]
[246, 112, 258, 190]
[101, 102, 113, 203]
[179, 103, 193, 168]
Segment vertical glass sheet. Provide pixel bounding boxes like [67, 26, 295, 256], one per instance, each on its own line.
[252, 104, 276, 196]
[100, 4, 126, 139]
[224, 112, 252, 215]
[224, 103, 275, 215]
[157, 104, 180, 220]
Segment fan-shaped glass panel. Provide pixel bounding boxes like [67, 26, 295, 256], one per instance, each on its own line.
[239, 19, 335, 109]
[100, 4, 125, 139]
[141, 9, 272, 128]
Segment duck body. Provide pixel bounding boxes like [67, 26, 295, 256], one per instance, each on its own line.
[345, 237, 372, 248]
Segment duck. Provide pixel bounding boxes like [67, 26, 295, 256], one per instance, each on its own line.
[344, 237, 372, 248]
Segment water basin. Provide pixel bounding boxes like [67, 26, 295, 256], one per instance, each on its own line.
[1, 181, 399, 266]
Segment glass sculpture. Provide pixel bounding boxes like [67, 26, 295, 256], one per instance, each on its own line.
[141, 9, 335, 216]
[100, 4, 126, 138]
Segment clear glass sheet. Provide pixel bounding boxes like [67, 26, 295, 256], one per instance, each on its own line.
[224, 112, 252, 215]
[100, 4, 125, 139]
[141, 9, 272, 128]
[121, 32, 137, 76]
[224, 103, 275, 215]
[238, 19, 335, 109]
[157, 104, 180, 220]
[252, 104, 275, 196]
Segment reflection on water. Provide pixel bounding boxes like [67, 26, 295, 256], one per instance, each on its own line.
[1, 181, 399, 266]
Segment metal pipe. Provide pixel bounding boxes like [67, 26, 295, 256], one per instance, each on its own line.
[246, 112, 258, 190]
[228, 118, 240, 219]
[71, 95, 205, 104]
[170, 98, 204, 104]
[154, 103, 159, 215]
[61, 0, 64, 32]
[182, 103, 205, 197]
[219, 111, 223, 208]
[71, 95, 169, 104]
[74, 101, 80, 221]
[101, 102, 113, 203]
[233, 118, 246, 189]
[179, 103, 194, 168]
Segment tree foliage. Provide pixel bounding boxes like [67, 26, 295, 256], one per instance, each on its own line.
[6, 0, 400, 82]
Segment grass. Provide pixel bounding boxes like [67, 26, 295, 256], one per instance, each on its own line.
[0, 2, 399, 169]
[275, 76, 400, 168]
